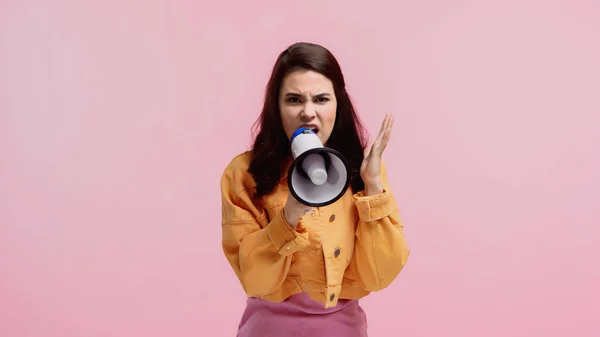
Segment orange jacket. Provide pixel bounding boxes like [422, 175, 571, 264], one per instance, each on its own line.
[220, 151, 410, 309]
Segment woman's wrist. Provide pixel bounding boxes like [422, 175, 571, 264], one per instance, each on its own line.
[364, 179, 384, 196]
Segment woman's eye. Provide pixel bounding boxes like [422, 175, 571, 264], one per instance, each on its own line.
[315, 97, 329, 103]
[287, 97, 300, 103]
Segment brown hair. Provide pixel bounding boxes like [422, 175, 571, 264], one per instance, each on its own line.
[248, 42, 368, 198]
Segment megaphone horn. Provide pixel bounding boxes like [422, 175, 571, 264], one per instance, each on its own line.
[287, 127, 350, 207]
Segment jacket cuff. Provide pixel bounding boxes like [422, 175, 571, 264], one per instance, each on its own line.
[353, 189, 394, 222]
[266, 208, 310, 256]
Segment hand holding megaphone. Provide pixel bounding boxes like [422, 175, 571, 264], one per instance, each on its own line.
[283, 189, 313, 228]
[287, 127, 350, 207]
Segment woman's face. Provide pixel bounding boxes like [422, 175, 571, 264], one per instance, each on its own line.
[279, 69, 337, 145]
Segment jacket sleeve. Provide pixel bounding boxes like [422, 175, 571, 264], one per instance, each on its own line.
[220, 164, 310, 297]
[343, 162, 410, 292]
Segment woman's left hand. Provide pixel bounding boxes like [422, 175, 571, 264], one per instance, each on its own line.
[360, 112, 394, 196]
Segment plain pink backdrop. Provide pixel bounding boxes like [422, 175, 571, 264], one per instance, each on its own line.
[2, 0, 599, 336]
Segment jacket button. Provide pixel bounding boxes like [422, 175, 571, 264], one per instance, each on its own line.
[329, 293, 335, 301]
[329, 214, 336, 222]
[334, 248, 341, 257]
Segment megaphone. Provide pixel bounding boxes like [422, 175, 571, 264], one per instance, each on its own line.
[287, 127, 350, 207]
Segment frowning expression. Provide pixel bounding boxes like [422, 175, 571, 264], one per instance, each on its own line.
[279, 69, 337, 145]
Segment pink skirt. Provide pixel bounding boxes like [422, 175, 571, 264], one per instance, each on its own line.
[236, 292, 368, 337]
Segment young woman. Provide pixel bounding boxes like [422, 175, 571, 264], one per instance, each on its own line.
[220, 42, 410, 337]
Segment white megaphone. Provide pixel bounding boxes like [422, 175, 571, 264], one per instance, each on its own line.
[287, 127, 350, 207]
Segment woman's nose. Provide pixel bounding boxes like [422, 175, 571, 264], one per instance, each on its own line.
[301, 103, 317, 118]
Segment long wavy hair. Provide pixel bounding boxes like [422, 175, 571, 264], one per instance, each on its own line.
[248, 42, 368, 199]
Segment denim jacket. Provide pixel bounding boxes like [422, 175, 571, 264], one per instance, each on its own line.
[220, 151, 409, 308]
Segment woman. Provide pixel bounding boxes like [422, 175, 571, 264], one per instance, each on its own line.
[220, 42, 410, 337]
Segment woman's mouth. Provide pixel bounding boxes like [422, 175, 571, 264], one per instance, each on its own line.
[301, 124, 319, 133]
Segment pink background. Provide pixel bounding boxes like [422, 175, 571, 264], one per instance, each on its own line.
[2, 0, 599, 336]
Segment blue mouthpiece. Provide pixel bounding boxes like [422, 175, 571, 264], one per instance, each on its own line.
[290, 127, 315, 143]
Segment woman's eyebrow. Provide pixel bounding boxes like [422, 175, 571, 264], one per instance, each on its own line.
[283, 92, 331, 97]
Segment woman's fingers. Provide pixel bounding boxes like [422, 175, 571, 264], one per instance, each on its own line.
[371, 112, 393, 156]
